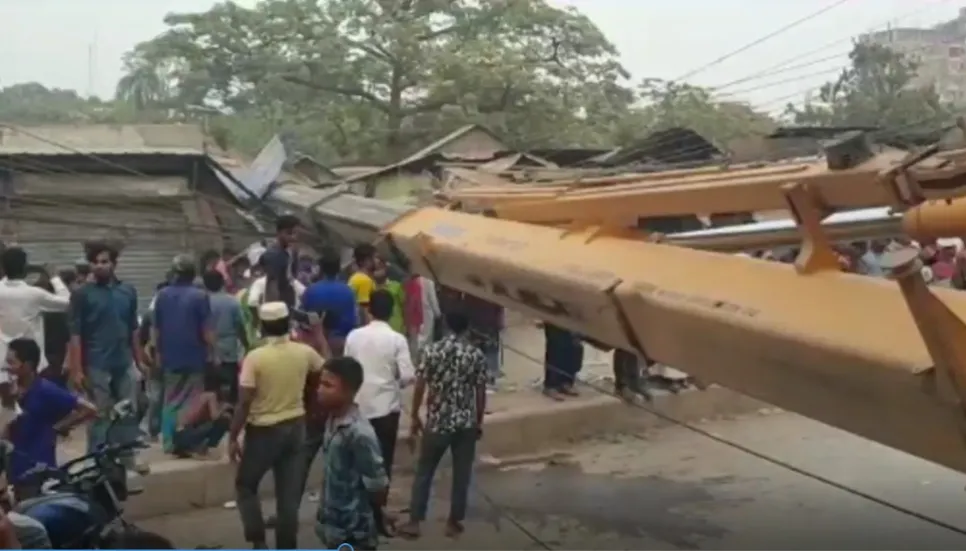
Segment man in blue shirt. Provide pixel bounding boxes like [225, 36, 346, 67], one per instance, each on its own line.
[202, 269, 249, 403]
[302, 251, 357, 357]
[5, 338, 96, 501]
[68, 241, 143, 455]
[153, 255, 214, 454]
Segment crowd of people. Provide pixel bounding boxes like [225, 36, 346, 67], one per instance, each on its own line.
[0, 207, 952, 547]
[0, 214, 508, 549]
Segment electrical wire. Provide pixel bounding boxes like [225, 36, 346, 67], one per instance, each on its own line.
[672, 0, 854, 83]
[711, 0, 958, 92]
[461, 327, 966, 540]
[5, 117, 966, 548]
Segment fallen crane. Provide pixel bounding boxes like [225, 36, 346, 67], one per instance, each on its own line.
[380, 207, 966, 475]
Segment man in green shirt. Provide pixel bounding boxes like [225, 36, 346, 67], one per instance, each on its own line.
[373, 258, 406, 335]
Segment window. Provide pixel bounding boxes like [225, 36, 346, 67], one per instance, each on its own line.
[949, 45, 965, 58]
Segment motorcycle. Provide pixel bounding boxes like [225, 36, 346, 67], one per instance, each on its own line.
[1, 400, 175, 549]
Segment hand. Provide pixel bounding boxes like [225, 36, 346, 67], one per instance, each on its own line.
[407, 416, 423, 451]
[228, 438, 243, 463]
[68, 368, 86, 393]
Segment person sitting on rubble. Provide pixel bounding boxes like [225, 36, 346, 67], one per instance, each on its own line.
[170, 371, 232, 459]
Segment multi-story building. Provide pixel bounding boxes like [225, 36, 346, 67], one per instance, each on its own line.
[862, 7, 966, 105]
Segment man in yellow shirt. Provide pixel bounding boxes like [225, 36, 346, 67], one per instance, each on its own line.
[228, 301, 325, 550]
[348, 243, 377, 317]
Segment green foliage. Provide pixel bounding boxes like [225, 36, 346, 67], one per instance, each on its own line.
[121, 0, 645, 160]
[785, 41, 953, 132]
[633, 80, 776, 148]
[3, 1, 786, 164]
[0, 83, 104, 124]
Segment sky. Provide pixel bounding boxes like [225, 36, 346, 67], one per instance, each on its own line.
[0, 0, 963, 115]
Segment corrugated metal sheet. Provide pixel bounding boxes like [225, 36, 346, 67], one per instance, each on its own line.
[346, 124, 506, 183]
[5, 201, 188, 312]
[12, 173, 188, 197]
[0, 124, 206, 155]
[267, 184, 412, 248]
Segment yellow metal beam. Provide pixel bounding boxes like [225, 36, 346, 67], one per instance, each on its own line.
[384, 207, 966, 474]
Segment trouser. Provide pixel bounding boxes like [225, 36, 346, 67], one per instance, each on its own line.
[144, 373, 164, 438]
[613, 349, 642, 393]
[368, 411, 400, 533]
[86, 366, 138, 464]
[296, 426, 325, 501]
[217, 361, 240, 405]
[236, 416, 306, 549]
[9, 511, 51, 549]
[172, 416, 230, 456]
[544, 328, 583, 391]
[408, 428, 477, 522]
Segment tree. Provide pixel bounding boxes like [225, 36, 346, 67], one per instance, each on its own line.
[115, 51, 175, 112]
[0, 83, 106, 124]
[631, 79, 776, 151]
[785, 41, 953, 133]
[120, 0, 635, 160]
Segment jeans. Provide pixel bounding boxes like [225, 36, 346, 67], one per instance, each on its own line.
[408, 428, 477, 523]
[172, 417, 230, 456]
[86, 366, 138, 464]
[236, 417, 306, 549]
[368, 411, 400, 535]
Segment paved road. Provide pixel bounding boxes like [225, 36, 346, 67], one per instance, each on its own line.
[140, 410, 966, 549]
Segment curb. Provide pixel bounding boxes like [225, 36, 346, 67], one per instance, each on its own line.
[124, 387, 767, 519]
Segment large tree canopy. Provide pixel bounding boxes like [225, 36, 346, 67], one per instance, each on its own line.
[2, 1, 788, 164]
[785, 41, 953, 134]
[121, 0, 641, 160]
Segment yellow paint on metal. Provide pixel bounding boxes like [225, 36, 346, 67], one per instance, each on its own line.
[385, 207, 966, 474]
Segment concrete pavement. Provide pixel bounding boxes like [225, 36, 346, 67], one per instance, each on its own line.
[140, 410, 966, 550]
[59, 319, 769, 518]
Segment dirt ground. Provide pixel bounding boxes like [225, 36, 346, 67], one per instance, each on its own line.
[140, 410, 966, 550]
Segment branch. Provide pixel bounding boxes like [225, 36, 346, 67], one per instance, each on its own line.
[343, 38, 397, 64]
[417, 4, 511, 42]
[282, 75, 390, 113]
[401, 82, 515, 116]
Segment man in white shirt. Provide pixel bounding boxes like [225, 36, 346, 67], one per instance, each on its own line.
[0, 247, 69, 408]
[245, 273, 306, 308]
[344, 288, 414, 532]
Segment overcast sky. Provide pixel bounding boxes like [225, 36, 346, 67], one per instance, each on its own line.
[0, 0, 962, 114]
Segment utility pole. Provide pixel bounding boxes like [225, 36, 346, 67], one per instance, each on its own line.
[87, 33, 98, 98]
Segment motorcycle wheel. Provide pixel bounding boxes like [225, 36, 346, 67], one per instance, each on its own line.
[102, 525, 175, 549]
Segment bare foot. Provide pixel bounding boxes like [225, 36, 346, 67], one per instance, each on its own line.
[193, 449, 221, 461]
[559, 385, 579, 397]
[542, 389, 565, 402]
[397, 521, 420, 540]
[445, 520, 465, 538]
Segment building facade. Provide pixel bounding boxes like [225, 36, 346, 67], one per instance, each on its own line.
[862, 8, 966, 105]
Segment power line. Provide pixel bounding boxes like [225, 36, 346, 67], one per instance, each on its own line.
[462, 328, 966, 540]
[673, 0, 854, 83]
[709, 0, 957, 92]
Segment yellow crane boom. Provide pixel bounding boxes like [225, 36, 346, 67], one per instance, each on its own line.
[382, 207, 966, 475]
